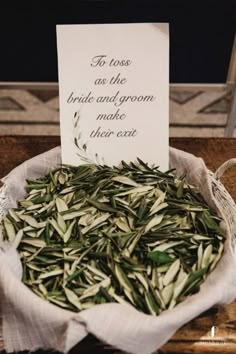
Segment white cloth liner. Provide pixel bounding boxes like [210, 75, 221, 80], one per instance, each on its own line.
[0, 146, 235, 354]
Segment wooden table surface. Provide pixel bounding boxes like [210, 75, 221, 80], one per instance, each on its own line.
[0, 136, 235, 354]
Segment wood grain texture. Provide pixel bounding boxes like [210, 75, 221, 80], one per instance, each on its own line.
[0, 136, 235, 354]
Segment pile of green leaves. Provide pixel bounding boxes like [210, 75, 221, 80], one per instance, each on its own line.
[1, 160, 225, 315]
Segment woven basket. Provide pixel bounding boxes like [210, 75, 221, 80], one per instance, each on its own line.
[208, 158, 236, 246]
[0, 152, 235, 354]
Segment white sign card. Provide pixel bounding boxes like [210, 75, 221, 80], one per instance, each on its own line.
[56, 23, 169, 170]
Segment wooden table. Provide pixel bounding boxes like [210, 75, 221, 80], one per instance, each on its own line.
[0, 136, 235, 354]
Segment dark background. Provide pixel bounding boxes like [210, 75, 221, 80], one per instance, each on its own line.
[0, 0, 235, 83]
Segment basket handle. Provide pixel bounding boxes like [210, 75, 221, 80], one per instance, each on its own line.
[214, 158, 236, 180]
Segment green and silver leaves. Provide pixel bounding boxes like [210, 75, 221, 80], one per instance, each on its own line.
[1, 160, 225, 315]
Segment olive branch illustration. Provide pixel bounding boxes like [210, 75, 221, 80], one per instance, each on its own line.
[73, 111, 105, 165]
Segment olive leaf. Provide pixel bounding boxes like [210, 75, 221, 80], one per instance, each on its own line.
[147, 251, 173, 265]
